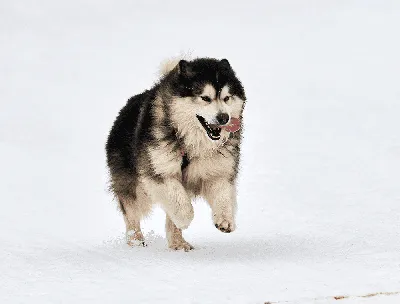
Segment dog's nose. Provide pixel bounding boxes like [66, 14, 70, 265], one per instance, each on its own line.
[216, 113, 230, 125]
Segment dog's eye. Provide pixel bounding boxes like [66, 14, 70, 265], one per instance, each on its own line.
[201, 96, 212, 102]
[223, 96, 230, 102]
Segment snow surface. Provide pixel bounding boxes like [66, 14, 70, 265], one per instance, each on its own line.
[1, 1, 400, 303]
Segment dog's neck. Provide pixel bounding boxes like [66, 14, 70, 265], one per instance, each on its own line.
[178, 133, 230, 161]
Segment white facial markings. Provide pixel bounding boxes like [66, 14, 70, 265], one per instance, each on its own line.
[217, 85, 232, 123]
[201, 84, 216, 101]
[170, 81, 244, 151]
[197, 84, 218, 123]
[196, 84, 239, 125]
[196, 84, 246, 124]
[220, 85, 245, 119]
[220, 85, 231, 102]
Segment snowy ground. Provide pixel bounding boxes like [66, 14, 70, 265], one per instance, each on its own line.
[1, 1, 400, 303]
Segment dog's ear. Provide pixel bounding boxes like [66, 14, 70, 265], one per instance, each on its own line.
[219, 59, 231, 70]
[178, 60, 194, 78]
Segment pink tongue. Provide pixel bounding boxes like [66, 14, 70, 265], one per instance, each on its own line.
[222, 117, 241, 133]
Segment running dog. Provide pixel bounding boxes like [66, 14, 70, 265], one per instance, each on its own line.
[106, 58, 246, 251]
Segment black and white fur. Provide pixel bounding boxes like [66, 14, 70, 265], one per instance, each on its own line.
[106, 58, 246, 251]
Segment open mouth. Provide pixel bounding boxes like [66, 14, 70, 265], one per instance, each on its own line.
[196, 115, 221, 140]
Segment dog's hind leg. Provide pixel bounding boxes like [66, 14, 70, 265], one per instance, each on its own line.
[119, 197, 145, 246]
[124, 215, 145, 246]
[165, 215, 194, 251]
[119, 187, 152, 247]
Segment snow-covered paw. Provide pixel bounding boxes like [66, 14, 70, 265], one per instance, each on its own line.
[126, 230, 147, 247]
[214, 215, 235, 233]
[172, 203, 194, 230]
[169, 240, 194, 252]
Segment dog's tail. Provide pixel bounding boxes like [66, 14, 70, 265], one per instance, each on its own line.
[158, 58, 180, 76]
[158, 52, 193, 76]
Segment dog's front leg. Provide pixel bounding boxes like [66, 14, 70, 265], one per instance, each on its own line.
[162, 178, 194, 229]
[203, 178, 237, 233]
[143, 177, 194, 230]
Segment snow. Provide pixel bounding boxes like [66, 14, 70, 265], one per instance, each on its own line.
[1, 1, 400, 303]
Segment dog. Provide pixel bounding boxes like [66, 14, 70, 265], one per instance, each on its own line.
[106, 58, 246, 251]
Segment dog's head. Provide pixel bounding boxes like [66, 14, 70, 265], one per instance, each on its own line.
[169, 58, 246, 142]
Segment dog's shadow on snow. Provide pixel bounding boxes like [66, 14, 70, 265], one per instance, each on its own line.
[104, 232, 333, 262]
[133, 233, 333, 262]
[189, 235, 327, 262]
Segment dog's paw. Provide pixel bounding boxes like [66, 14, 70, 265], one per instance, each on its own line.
[169, 240, 194, 252]
[126, 230, 147, 247]
[214, 215, 235, 233]
[172, 203, 194, 230]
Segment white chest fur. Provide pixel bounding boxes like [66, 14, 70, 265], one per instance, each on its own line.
[184, 151, 235, 182]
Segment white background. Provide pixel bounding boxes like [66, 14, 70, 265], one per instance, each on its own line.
[1, 1, 400, 303]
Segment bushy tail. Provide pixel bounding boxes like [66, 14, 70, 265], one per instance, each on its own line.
[158, 58, 181, 76]
[158, 52, 193, 76]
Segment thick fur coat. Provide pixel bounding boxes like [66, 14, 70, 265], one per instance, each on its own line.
[106, 58, 246, 250]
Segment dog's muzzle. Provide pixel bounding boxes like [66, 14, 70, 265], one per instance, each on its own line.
[196, 115, 241, 140]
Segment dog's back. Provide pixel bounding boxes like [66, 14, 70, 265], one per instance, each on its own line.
[106, 88, 157, 198]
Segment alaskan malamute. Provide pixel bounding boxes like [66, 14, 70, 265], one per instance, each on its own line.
[106, 58, 246, 251]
